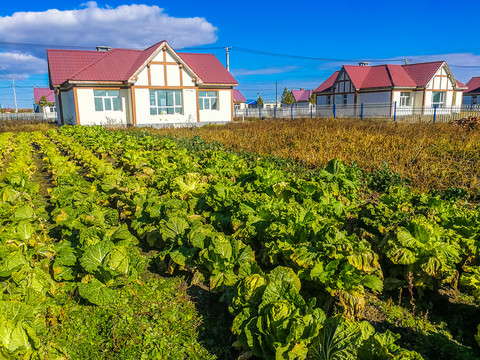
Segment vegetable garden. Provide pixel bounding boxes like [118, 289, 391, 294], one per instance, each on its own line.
[1, 124, 480, 359]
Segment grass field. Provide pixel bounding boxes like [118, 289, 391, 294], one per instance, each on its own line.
[143, 118, 480, 199]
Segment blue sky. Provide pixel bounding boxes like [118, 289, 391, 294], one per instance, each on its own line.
[1, 0, 480, 108]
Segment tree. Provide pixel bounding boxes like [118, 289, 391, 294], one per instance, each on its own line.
[257, 95, 264, 108]
[36, 95, 54, 118]
[281, 87, 294, 106]
[309, 93, 317, 106]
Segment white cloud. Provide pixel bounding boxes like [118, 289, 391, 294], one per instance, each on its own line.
[0, 52, 47, 80]
[231, 66, 299, 76]
[0, 2, 217, 50]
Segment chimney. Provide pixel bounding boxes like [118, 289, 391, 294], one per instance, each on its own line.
[358, 62, 370, 66]
[96, 46, 111, 52]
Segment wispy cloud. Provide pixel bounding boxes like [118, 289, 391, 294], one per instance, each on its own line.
[0, 2, 218, 79]
[0, 52, 46, 80]
[231, 66, 299, 76]
[0, 2, 217, 50]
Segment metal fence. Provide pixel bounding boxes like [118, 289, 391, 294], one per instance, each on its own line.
[0, 113, 58, 121]
[235, 103, 480, 123]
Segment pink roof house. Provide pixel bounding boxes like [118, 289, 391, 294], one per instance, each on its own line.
[463, 77, 480, 105]
[47, 40, 238, 125]
[291, 89, 313, 106]
[33, 88, 57, 117]
[313, 61, 466, 115]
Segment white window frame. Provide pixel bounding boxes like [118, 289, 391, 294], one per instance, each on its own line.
[94, 90, 121, 111]
[199, 91, 218, 110]
[399, 92, 412, 107]
[149, 89, 183, 115]
[432, 91, 445, 108]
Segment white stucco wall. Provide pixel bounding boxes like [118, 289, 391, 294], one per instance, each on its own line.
[75, 88, 130, 126]
[134, 88, 198, 125]
[199, 89, 232, 122]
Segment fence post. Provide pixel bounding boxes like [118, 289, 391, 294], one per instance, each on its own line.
[433, 105, 437, 124]
[291, 105, 293, 120]
[361, 103, 364, 120]
[394, 101, 397, 122]
[333, 103, 336, 118]
[259, 107, 262, 118]
[274, 106, 277, 119]
[310, 105, 313, 119]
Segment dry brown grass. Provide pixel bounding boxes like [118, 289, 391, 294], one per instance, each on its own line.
[0, 120, 58, 133]
[138, 118, 480, 196]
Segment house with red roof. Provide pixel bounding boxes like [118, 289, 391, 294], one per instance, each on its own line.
[47, 40, 238, 126]
[33, 88, 56, 118]
[233, 89, 246, 109]
[290, 89, 313, 107]
[463, 77, 480, 106]
[313, 61, 466, 116]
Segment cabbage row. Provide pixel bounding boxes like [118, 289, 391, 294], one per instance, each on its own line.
[2, 126, 479, 359]
[57, 126, 478, 359]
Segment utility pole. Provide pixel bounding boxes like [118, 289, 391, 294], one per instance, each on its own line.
[12, 76, 18, 113]
[276, 81, 278, 107]
[225, 46, 232, 72]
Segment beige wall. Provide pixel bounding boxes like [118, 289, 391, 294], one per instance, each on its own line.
[75, 88, 131, 126]
[198, 89, 232, 122]
[134, 87, 198, 125]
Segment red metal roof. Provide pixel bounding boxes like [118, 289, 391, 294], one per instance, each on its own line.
[313, 71, 339, 93]
[385, 64, 417, 87]
[48, 50, 105, 86]
[402, 61, 443, 87]
[313, 61, 464, 93]
[33, 88, 55, 103]
[291, 89, 312, 102]
[465, 77, 480, 93]
[233, 89, 246, 102]
[70, 49, 142, 82]
[177, 53, 237, 85]
[47, 40, 237, 87]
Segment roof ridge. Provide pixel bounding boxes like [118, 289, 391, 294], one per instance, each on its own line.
[384, 64, 395, 87]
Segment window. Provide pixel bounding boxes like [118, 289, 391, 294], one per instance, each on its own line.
[343, 94, 348, 105]
[399, 92, 412, 107]
[473, 96, 477, 105]
[326, 95, 331, 105]
[149, 90, 182, 115]
[94, 90, 121, 111]
[432, 91, 445, 108]
[199, 91, 218, 110]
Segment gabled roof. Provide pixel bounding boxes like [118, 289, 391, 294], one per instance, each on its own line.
[233, 89, 246, 102]
[313, 71, 338, 93]
[402, 61, 444, 87]
[177, 53, 237, 85]
[465, 77, 480, 93]
[47, 40, 237, 87]
[291, 89, 311, 102]
[314, 61, 465, 93]
[33, 88, 55, 103]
